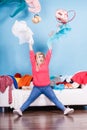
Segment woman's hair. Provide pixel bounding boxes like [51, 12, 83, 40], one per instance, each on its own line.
[35, 52, 45, 59]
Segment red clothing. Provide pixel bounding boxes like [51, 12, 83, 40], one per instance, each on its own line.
[0, 75, 13, 104]
[30, 50, 52, 87]
[71, 71, 87, 84]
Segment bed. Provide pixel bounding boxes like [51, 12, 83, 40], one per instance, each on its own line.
[0, 85, 87, 111]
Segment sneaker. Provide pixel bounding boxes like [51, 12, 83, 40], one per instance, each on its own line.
[13, 109, 23, 116]
[64, 108, 74, 115]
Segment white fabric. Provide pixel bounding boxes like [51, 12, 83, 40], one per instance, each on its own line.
[1, 87, 87, 108]
[10, 88, 87, 108]
[10, 89, 53, 109]
[12, 20, 34, 44]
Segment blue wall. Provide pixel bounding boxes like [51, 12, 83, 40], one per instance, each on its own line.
[0, 0, 87, 76]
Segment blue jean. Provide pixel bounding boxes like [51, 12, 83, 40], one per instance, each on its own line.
[20, 85, 65, 112]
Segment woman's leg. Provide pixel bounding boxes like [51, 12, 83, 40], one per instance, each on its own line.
[20, 86, 42, 112]
[42, 86, 66, 111]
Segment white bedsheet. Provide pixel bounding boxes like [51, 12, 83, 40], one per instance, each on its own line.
[10, 87, 87, 109]
[10, 89, 54, 109]
[1, 87, 87, 109]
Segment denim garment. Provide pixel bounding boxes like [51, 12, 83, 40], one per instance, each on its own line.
[20, 85, 65, 112]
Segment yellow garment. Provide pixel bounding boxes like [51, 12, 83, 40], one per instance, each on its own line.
[15, 78, 21, 83]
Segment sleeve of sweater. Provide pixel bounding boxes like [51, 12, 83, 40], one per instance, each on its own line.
[29, 50, 36, 65]
[45, 49, 52, 64]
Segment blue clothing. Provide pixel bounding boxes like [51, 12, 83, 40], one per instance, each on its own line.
[20, 85, 65, 112]
[8, 75, 18, 89]
[47, 24, 71, 47]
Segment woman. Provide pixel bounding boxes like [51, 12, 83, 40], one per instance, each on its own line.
[13, 42, 74, 116]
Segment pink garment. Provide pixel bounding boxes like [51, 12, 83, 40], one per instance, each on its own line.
[25, 0, 41, 13]
[0, 76, 13, 104]
[71, 71, 87, 85]
[30, 50, 52, 87]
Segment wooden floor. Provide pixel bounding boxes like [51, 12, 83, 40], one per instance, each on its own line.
[0, 107, 87, 130]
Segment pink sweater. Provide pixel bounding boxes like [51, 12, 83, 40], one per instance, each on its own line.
[30, 50, 52, 87]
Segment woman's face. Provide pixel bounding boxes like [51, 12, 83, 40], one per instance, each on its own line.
[36, 54, 45, 65]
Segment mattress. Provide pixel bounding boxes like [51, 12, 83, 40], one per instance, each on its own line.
[1, 86, 87, 109]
